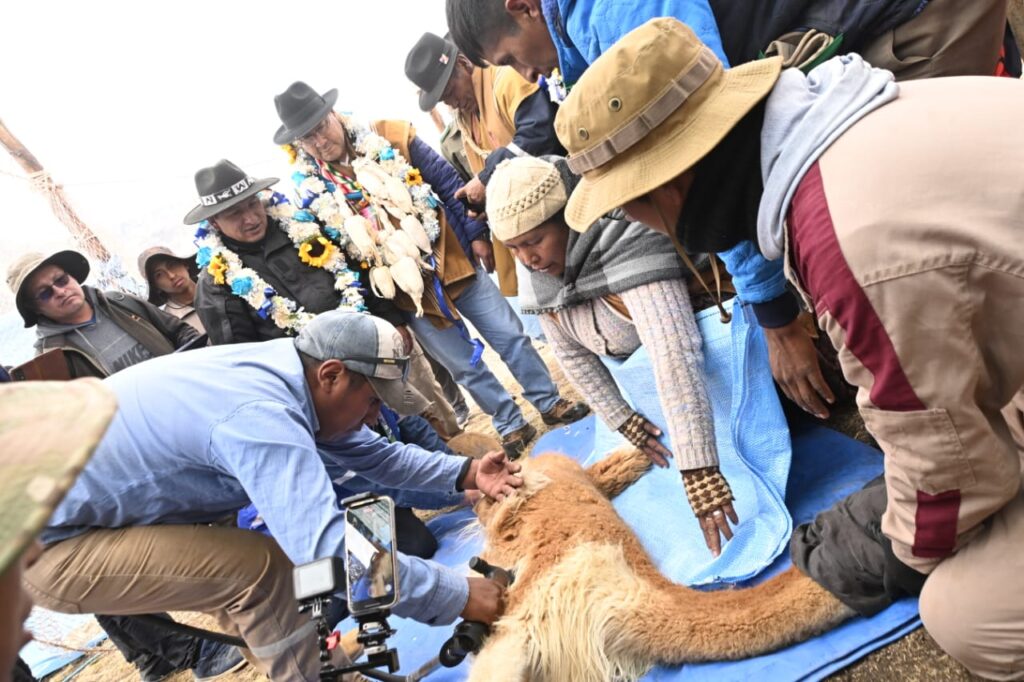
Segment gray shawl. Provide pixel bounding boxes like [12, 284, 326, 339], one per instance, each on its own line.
[519, 213, 688, 315]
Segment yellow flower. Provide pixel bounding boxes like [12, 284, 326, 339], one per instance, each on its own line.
[281, 144, 297, 164]
[405, 168, 423, 186]
[299, 237, 336, 268]
[208, 255, 228, 285]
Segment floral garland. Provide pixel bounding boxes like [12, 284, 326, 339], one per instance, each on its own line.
[539, 68, 569, 103]
[194, 191, 365, 335]
[281, 115, 442, 250]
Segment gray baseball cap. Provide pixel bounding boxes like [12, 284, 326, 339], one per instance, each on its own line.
[295, 311, 430, 416]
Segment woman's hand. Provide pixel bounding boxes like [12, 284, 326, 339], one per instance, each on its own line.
[617, 412, 673, 468]
[697, 502, 739, 557]
[682, 467, 739, 557]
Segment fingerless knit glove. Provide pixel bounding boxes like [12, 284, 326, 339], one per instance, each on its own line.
[618, 412, 653, 449]
[681, 466, 734, 517]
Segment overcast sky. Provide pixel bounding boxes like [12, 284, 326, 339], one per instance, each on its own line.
[0, 0, 449, 313]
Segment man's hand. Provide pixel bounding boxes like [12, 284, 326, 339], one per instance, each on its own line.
[455, 176, 487, 207]
[471, 239, 496, 273]
[394, 325, 414, 354]
[461, 489, 483, 507]
[468, 451, 523, 501]
[461, 576, 506, 624]
[763, 317, 834, 419]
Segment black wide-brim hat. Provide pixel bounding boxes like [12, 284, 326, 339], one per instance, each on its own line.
[183, 159, 278, 225]
[406, 32, 460, 112]
[272, 81, 339, 145]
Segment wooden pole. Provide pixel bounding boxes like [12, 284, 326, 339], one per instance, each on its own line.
[0, 116, 111, 261]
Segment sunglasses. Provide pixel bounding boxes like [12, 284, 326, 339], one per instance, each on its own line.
[34, 273, 75, 302]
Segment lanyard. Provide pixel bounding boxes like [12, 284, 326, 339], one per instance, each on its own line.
[428, 255, 484, 367]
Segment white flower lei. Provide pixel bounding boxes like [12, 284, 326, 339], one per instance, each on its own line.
[286, 115, 442, 249]
[193, 193, 365, 335]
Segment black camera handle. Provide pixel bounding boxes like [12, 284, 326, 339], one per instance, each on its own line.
[438, 556, 515, 668]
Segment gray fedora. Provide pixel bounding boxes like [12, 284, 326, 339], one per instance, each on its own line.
[272, 81, 339, 145]
[405, 33, 460, 112]
[182, 159, 278, 225]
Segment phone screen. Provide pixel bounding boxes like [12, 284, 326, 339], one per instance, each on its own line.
[344, 496, 399, 614]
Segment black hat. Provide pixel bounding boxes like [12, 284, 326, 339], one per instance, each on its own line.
[182, 159, 278, 225]
[405, 33, 460, 112]
[272, 81, 339, 145]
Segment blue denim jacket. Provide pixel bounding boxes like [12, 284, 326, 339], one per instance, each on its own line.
[42, 339, 471, 625]
[541, 0, 730, 86]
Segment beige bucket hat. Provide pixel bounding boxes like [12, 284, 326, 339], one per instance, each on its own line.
[486, 157, 568, 243]
[6, 250, 91, 327]
[137, 246, 199, 305]
[0, 379, 117, 574]
[555, 18, 783, 231]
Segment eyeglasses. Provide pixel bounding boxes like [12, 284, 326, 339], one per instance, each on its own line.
[34, 273, 74, 302]
[297, 117, 332, 146]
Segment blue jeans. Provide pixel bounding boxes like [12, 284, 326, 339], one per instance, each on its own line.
[409, 269, 560, 436]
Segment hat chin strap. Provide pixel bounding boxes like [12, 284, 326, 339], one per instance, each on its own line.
[654, 195, 732, 324]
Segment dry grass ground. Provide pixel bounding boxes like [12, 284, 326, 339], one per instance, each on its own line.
[43, 339, 968, 681]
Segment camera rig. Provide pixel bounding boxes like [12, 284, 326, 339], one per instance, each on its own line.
[295, 555, 515, 681]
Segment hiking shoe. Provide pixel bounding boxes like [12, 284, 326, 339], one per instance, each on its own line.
[541, 399, 591, 426]
[501, 423, 537, 460]
[191, 640, 247, 681]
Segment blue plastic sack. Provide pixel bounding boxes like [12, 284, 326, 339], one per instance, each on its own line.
[585, 299, 793, 584]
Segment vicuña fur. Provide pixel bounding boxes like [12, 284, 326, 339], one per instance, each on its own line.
[469, 447, 853, 682]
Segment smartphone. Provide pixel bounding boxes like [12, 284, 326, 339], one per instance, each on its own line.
[343, 494, 400, 614]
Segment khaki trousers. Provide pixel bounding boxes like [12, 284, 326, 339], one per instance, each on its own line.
[407, 336, 461, 440]
[860, 0, 1008, 79]
[920, 455, 1024, 679]
[23, 524, 327, 681]
[785, 78, 1024, 677]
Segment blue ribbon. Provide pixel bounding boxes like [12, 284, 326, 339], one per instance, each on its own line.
[428, 255, 484, 367]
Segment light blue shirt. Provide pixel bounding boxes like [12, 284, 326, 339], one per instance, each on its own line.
[43, 339, 471, 625]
